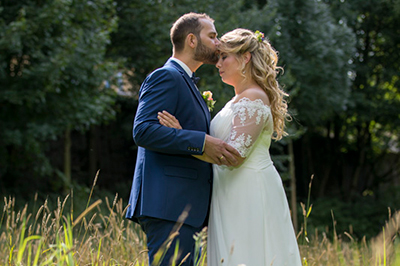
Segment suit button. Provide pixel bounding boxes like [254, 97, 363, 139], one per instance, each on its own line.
[208, 179, 212, 183]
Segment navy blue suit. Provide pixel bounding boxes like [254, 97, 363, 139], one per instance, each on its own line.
[126, 59, 213, 265]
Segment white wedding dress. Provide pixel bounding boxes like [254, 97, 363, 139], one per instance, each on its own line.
[207, 97, 302, 266]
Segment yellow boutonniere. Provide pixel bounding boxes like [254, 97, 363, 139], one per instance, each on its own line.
[202, 91, 216, 112]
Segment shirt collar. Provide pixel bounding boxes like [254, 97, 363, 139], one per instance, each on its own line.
[170, 57, 193, 77]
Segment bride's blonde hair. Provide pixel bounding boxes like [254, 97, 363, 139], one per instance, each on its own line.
[219, 28, 290, 140]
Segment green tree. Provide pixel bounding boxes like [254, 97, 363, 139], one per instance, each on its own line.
[271, 0, 356, 126]
[107, 0, 247, 101]
[0, 0, 118, 195]
[241, 0, 355, 229]
[310, 0, 400, 198]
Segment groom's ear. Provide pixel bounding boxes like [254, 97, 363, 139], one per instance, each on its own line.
[187, 33, 198, 49]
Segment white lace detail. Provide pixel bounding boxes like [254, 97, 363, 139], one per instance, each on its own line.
[230, 132, 247, 156]
[228, 97, 270, 157]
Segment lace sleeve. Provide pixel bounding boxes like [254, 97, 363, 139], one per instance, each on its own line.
[228, 98, 271, 157]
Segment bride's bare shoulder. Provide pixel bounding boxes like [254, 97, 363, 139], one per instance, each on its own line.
[234, 87, 270, 106]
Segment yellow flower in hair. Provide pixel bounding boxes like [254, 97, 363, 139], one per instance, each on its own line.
[255, 30, 265, 42]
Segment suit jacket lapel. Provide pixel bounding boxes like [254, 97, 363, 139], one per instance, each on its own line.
[165, 60, 211, 131]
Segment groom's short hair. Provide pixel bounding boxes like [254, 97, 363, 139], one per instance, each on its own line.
[170, 12, 214, 52]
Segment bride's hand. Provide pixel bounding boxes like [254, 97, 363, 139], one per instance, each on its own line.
[158, 111, 182, 129]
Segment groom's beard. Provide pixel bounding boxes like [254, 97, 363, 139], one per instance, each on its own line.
[194, 39, 219, 65]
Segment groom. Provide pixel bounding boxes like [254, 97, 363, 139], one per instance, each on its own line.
[126, 13, 239, 266]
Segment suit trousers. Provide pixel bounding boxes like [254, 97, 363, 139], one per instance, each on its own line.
[137, 217, 202, 266]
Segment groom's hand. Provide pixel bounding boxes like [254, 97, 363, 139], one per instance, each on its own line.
[204, 135, 241, 166]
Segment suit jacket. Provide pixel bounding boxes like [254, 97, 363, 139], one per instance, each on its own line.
[126, 59, 213, 228]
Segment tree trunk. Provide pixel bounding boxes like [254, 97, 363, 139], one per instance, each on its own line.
[64, 125, 71, 191]
[350, 123, 370, 198]
[318, 123, 333, 197]
[88, 125, 98, 180]
[288, 138, 298, 232]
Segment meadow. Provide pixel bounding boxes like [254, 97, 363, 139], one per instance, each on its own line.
[1, 175, 399, 266]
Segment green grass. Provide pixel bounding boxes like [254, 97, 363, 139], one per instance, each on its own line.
[1, 175, 399, 266]
[0, 192, 149, 265]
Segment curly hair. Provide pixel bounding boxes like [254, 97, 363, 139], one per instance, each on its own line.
[219, 28, 290, 140]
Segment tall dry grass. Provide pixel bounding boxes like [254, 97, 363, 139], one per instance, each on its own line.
[0, 173, 399, 265]
[0, 170, 149, 265]
[297, 209, 400, 266]
[297, 175, 400, 266]
[0, 192, 151, 265]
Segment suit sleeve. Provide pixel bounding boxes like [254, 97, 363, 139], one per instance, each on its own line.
[133, 68, 206, 155]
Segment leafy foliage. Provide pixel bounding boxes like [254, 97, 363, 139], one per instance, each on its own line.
[0, 0, 399, 240]
[0, 0, 118, 190]
[270, 0, 356, 126]
[294, 0, 400, 200]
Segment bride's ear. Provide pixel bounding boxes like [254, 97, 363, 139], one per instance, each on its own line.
[243, 51, 251, 64]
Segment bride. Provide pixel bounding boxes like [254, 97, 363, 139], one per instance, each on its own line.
[158, 28, 302, 266]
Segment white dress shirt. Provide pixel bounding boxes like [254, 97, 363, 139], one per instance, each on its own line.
[170, 57, 193, 78]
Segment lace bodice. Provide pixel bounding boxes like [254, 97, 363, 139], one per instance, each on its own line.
[211, 97, 273, 159]
[208, 98, 302, 266]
